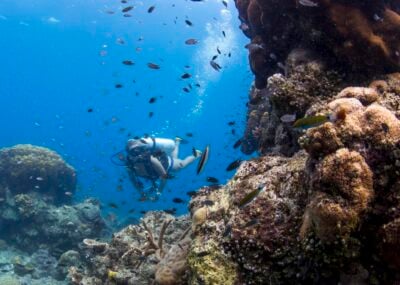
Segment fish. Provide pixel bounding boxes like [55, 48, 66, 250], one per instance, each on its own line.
[210, 60, 221, 71]
[202, 200, 215, 207]
[186, 191, 197, 197]
[122, 60, 134, 65]
[172, 198, 185, 203]
[108, 202, 119, 209]
[181, 73, 191, 79]
[185, 38, 198, 45]
[226, 159, 242, 171]
[185, 19, 193, 26]
[116, 38, 125, 45]
[280, 114, 296, 123]
[217, 47, 221, 54]
[228, 121, 235, 126]
[206, 177, 219, 183]
[238, 186, 264, 208]
[196, 145, 210, 174]
[233, 139, 242, 149]
[148, 112, 154, 118]
[122, 6, 133, 12]
[298, 0, 319, 7]
[147, 62, 160, 69]
[115, 84, 123, 88]
[64, 191, 73, 197]
[163, 208, 177, 215]
[222, 224, 232, 237]
[222, 0, 228, 8]
[149, 97, 157, 104]
[197, 251, 210, 257]
[222, 31, 226, 37]
[293, 115, 329, 129]
[186, 132, 193, 137]
[192, 147, 198, 157]
[123, 14, 132, 17]
[87, 108, 93, 113]
[242, 218, 259, 228]
[147, 6, 155, 13]
[211, 55, 218, 61]
[183, 87, 190, 93]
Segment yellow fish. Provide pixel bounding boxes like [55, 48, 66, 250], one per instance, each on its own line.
[293, 115, 330, 129]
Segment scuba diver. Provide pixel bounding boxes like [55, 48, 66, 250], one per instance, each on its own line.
[123, 137, 201, 198]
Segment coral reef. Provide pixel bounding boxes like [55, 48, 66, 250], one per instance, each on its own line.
[188, 80, 400, 284]
[0, 144, 76, 204]
[68, 211, 191, 285]
[235, 0, 400, 89]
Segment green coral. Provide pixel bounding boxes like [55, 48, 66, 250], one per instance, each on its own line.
[188, 240, 237, 285]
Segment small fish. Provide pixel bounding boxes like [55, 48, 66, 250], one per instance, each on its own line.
[206, 177, 219, 183]
[222, 31, 226, 37]
[186, 132, 193, 137]
[116, 38, 125, 45]
[185, 19, 193, 26]
[228, 121, 235, 126]
[122, 60, 134, 66]
[182, 87, 190, 93]
[217, 47, 221, 54]
[242, 218, 259, 228]
[293, 115, 329, 129]
[164, 208, 177, 215]
[186, 191, 197, 197]
[36, 177, 44, 181]
[238, 187, 263, 208]
[222, 0, 228, 8]
[123, 14, 132, 17]
[147, 6, 155, 13]
[298, 0, 318, 7]
[172, 198, 185, 203]
[233, 138, 242, 149]
[226, 159, 242, 171]
[64, 191, 73, 196]
[115, 84, 123, 88]
[122, 6, 133, 12]
[202, 200, 215, 207]
[223, 224, 232, 237]
[148, 112, 154, 118]
[87, 108, 93, 113]
[192, 147, 198, 157]
[210, 60, 221, 71]
[280, 114, 296, 123]
[185, 38, 198, 45]
[181, 73, 191, 79]
[197, 251, 210, 257]
[108, 202, 119, 209]
[196, 145, 210, 175]
[211, 55, 218, 61]
[147, 62, 160, 69]
[149, 97, 157, 104]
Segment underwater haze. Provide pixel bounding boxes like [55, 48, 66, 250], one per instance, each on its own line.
[0, 0, 251, 219]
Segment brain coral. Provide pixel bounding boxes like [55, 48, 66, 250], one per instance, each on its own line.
[0, 144, 76, 204]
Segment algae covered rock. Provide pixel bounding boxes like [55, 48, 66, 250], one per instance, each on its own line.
[0, 144, 76, 204]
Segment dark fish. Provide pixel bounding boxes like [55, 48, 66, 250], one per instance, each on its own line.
[121, 0, 127, 3]
[210, 60, 221, 71]
[140, 210, 147, 214]
[293, 115, 329, 129]
[217, 47, 221, 54]
[222, 0, 228, 8]
[148, 112, 154, 118]
[147, 62, 160, 69]
[238, 186, 263, 208]
[228, 52, 231, 57]
[233, 138, 242, 149]
[123, 13, 132, 17]
[242, 218, 259, 228]
[87, 108, 93, 113]
[226, 159, 242, 171]
[116, 38, 125, 45]
[163, 208, 177, 215]
[185, 38, 198, 45]
[196, 145, 210, 175]
[186, 132, 193, 137]
[172, 198, 185, 204]
[228, 121, 235, 126]
[186, 191, 197, 197]
[197, 251, 210, 257]
[181, 73, 191, 79]
[185, 19, 193, 26]
[182, 87, 190, 93]
[223, 224, 232, 237]
[195, 83, 201, 87]
[122, 60, 134, 65]
[222, 31, 226, 37]
[192, 147, 197, 157]
[122, 6, 133, 12]
[105, 10, 115, 14]
[147, 6, 155, 13]
[108, 202, 119, 209]
[212, 55, 218, 60]
[115, 84, 123, 88]
[206, 177, 219, 183]
[149, 97, 157, 104]
[202, 200, 215, 206]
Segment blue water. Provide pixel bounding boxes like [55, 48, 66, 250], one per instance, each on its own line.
[0, 0, 251, 222]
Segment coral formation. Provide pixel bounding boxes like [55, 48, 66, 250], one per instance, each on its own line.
[68, 211, 191, 285]
[235, 0, 400, 89]
[0, 144, 76, 204]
